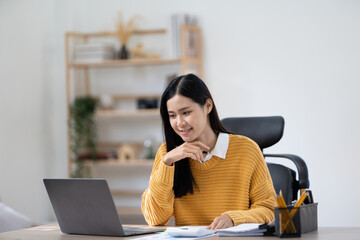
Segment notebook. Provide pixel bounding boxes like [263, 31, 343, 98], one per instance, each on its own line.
[43, 178, 164, 237]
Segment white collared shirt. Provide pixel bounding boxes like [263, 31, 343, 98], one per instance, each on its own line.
[202, 132, 229, 163]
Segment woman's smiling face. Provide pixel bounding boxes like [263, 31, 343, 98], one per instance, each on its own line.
[167, 94, 212, 142]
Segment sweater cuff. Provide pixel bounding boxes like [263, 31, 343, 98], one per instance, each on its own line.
[223, 211, 247, 226]
[154, 161, 175, 185]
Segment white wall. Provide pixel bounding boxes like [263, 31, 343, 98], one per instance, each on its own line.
[0, 0, 56, 224]
[0, 0, 359, 227]
[203, 1, 360, 227]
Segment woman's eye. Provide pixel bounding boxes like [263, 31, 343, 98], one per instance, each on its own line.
[169, 114, 176, 118]
[183, 111, 191, 115]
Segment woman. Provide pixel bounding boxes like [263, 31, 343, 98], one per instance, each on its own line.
[141, 74, 276, 230]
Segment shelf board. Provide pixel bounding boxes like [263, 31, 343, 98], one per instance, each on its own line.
[111, 189, 144, 197]
[97, 141, 143, 148]
[69, 58, 181, 68]
[84, 159, 154, 167]
[67, 29, 166, 38]
[93, 93, 161, 101]
[181, 58, 201, 64]
[117, 207, 142, 215]
[96, 109, 159, 117]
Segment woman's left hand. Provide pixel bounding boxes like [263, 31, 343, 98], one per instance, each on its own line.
[206, 214, 234, 230]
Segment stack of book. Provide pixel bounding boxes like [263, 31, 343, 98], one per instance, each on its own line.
[74, 43, 116, 62]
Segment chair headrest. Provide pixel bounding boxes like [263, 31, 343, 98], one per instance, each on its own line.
[221, 116, 285, 150]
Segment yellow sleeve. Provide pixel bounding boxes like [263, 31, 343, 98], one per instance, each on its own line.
[141, 143, 175, 225]
[224, 141, 276, 225]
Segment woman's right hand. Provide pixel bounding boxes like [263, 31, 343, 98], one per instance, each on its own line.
[163, 141, 210, 166]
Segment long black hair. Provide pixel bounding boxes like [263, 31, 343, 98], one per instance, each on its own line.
[160, 73, 229, 198]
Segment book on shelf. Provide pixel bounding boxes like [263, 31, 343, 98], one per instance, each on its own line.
[74, 52, 115, 62]
[73, 43, 116, 62]
[74, 43, 115, 52]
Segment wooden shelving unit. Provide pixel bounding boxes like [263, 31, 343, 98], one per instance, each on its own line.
[65, 25, 203, 224]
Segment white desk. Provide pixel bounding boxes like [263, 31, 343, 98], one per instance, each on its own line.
[0, 225, 360, 240]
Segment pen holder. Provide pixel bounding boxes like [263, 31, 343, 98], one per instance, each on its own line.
[298, 203, 318, 234]
[275, 206, 301, 238]
[275, 203, 318, 238]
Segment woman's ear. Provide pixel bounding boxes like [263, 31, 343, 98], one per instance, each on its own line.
[206, 99, 213, 114]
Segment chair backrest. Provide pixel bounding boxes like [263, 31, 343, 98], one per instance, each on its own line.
[267, 163, 296, 204]
[221, 116, 301, 205]
[221, 116, 285, 151]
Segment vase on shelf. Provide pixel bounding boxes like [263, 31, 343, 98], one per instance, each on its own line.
[118, 45, 129, 59]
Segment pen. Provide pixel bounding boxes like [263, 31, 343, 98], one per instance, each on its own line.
[200, 151, 209, 163]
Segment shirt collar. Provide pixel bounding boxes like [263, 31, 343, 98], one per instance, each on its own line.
[202, 132, 229, 162]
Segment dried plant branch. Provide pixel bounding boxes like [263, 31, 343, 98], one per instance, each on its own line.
[114, 13, 142, 45]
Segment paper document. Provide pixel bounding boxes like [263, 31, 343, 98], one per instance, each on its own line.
[135, 231, 214, 240]
[216, 223, 266, 236]
[166, 226, 214, 237]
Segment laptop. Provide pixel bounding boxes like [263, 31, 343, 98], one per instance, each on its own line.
[43, 178, 165, 236]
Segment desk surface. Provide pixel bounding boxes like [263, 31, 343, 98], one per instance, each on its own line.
[0, 225, 360, 240]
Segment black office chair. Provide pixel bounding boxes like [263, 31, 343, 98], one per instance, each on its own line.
[221, 116, 309, 205]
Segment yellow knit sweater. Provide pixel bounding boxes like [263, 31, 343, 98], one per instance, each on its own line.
[141, 134, 276, 226]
